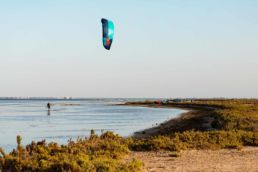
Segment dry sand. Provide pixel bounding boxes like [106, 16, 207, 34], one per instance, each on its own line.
[131, 147, 258, 172]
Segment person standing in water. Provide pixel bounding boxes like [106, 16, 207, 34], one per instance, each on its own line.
[47, 103, 51, 115]
[47, 103, 51, 110]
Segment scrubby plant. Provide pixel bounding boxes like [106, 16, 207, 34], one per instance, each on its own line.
[130, 130, 258, 152]
[0, 132, 142, 172]
[128, 99, 258, 152]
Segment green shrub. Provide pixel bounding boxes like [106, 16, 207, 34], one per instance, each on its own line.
[130, 130, 258, 152]
[0, 132, 142, 172]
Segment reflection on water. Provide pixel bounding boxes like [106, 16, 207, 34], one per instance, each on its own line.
[0, 99, 186, 152]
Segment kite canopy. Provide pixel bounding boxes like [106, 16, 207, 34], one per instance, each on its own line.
[101, 18, 114, 50]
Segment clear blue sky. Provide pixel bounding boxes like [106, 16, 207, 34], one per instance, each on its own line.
[0, 0, 257, 98]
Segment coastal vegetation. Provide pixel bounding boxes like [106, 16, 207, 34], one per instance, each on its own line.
[0, 99, 258, 171]
[127, 99, 258, 151]
[0, 131, 142, 172]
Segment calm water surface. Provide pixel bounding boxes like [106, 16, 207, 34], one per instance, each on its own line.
[0, 99, 186, 152]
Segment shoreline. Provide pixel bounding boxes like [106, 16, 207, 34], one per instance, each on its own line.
[118, 103, 216, 138]
[133, 110, 194, 138]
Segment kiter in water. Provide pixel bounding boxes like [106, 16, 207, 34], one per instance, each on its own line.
[47, 103, 51, 110]
[47, 103, 51, 116]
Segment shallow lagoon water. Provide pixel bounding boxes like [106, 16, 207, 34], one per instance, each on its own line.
[0, 99, 186, 152]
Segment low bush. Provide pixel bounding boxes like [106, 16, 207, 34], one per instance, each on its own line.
[0, 132, 142, 172]
[130, 130, 258, 151]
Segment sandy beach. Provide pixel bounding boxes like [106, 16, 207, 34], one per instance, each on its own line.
[130, 147, 258, 172]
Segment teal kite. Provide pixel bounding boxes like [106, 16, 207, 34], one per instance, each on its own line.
[101, 18, 114, 50]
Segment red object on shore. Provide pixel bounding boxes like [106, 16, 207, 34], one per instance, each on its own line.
[154, 100, 162, 105]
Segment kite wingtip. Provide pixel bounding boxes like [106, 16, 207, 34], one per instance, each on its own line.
[101, 18, 107, 23]
[104, 47, 111, 50]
